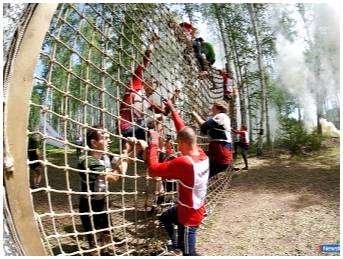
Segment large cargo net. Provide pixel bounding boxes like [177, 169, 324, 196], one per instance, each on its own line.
[26, 3, 232, 255]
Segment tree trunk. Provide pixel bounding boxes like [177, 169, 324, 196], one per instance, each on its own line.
[246, 81, 253, 143]
[184, 4, 195, 24]
[213, 4, 232, 73]
[213, 3, 238, 132]
[265, 94, 271, 145]
[229, 28, 248, 126]
[248, 3, 268, 155]
[298, 106, 302, 122]
[316, 93, 323, 134]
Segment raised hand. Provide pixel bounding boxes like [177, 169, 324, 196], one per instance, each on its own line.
[148, 130, 160, 146]
[163, 99, 175, 111]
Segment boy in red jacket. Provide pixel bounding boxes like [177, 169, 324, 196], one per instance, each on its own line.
[232, 124, 249, 170]
[147, 100, 209, 256]
[119, 36, 168, 140]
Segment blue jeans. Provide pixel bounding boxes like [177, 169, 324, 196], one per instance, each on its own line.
[159, 206, 198, 256]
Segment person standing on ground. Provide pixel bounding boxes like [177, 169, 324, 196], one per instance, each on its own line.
[78, 125, 133, 255]
[28, 133, 43, 189]
[232, 125, 249, 170]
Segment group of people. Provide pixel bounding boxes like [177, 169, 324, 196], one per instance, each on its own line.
[170, 21, 235, 99]
[27, 20, 250, 256]
[73, 29, 249, 255]
[75, 105, 249, 256]
[174, 21, 216, 76]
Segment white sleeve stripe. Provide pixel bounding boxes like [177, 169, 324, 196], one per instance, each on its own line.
[178, 180, 193, 190]
[177, 200, 196, 209]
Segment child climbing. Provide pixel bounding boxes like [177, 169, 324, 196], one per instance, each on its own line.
[119, 35, 168, 140]
[193, 37, 216, 75]
[168, 21, 196, 43]
[179, 22, 197, 41]
[220, 69, 234, 101]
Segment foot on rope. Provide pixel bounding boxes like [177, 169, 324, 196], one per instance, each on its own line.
[232, 167, 241, 178]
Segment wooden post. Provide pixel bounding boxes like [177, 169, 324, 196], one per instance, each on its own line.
[4, 4, 58, 255]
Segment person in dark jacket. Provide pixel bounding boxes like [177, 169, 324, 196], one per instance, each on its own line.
[193, 38, 215, 72]
[192, 100, 232, 178]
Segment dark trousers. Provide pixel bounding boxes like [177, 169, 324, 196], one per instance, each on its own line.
[193, 41, 206, 71]
[156, 180, 175, 205]
[79, 197, 109, 248]
[159, 206, 198, 256]
[233, 142, 248, 168]
[122, 124, 146, 140]
[209, 161, 229, 178]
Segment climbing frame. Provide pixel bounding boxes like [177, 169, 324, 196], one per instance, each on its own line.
[5, 3, 232, 256]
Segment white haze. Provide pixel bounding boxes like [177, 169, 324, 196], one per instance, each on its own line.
[273, 3, 340, 130]
[275, 34, 318, 128]
[169, 4, 340, 135]
[320, 118, 340, 137]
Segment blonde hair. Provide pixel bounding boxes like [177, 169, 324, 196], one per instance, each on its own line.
[213, 100, 228, 113]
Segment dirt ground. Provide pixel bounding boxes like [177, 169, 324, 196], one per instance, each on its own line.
[197, 139, 340, 256]
[30, 146, 229, 255]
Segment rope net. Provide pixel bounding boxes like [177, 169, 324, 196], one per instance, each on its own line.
[27, 3, 233, 256]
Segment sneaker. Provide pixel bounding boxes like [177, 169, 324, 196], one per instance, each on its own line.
[242, 167, 249, 170]
[205, 208, 213, 216]
[100, 250, 111, 256]
[164, 249, 183, 256]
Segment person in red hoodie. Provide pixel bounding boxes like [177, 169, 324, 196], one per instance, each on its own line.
[147, 100, 209, 256]
[179, 22, 197, 41]
[119, 35, 168, 140]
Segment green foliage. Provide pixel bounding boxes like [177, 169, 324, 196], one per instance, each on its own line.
[276, 116, 322, 155]
[29, 3, 156, 139]
[268, 79, 297, 116]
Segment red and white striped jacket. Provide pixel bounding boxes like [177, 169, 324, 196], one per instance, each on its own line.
[148, 110, 209, 226]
